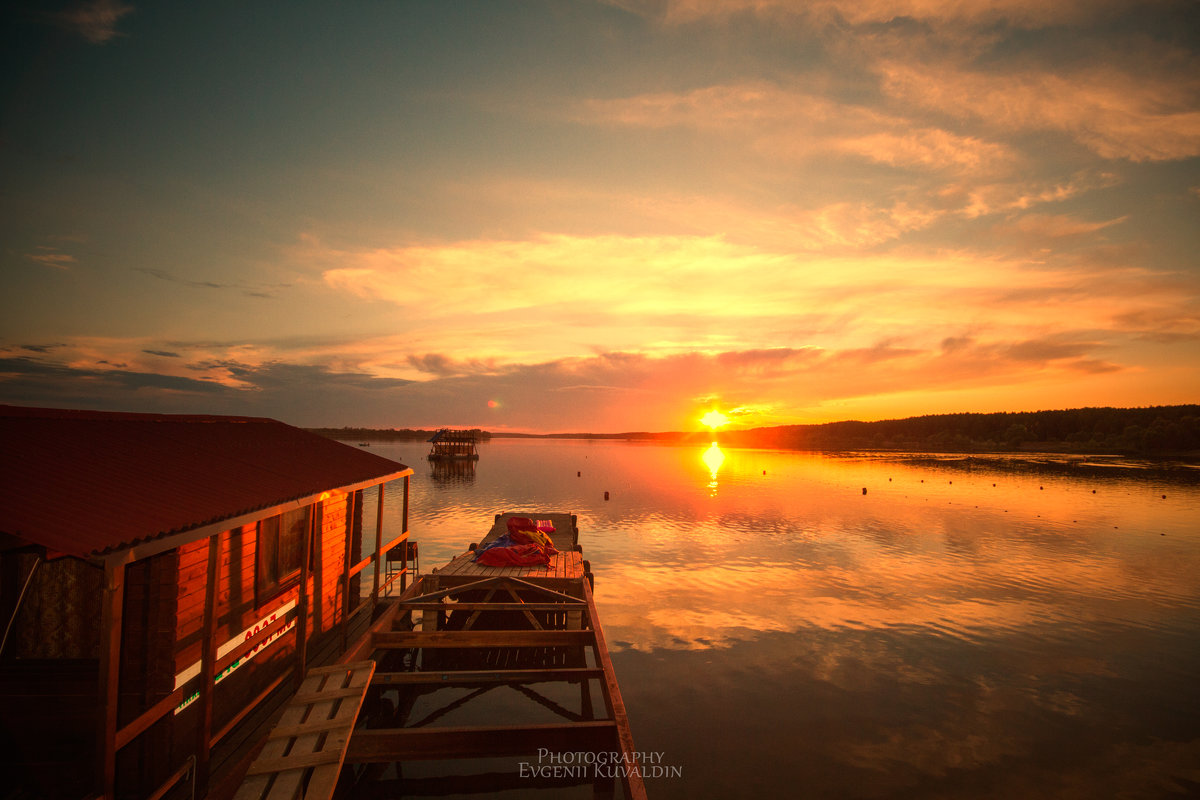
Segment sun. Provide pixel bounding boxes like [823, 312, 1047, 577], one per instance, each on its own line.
[700, 410, 730, 430]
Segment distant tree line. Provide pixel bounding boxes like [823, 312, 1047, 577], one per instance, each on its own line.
[307, 427, 491, 442]
[718, 406, 1200, 455]
[312, 406, 1199, 456]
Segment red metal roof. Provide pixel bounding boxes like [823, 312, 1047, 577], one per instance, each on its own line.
[0, 405, 412, 558]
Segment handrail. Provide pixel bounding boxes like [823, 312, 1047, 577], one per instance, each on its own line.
[115, 604, 297, 753]
[212, 671, 290, 746]
[115, 686, 187, 750]
[214, 615, 292, 675]
[145, 756, 194, 800]
[349, 533, 408, 578]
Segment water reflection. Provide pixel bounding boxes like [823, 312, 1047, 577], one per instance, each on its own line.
[351, 439, 1200, 800]
[701, 441, 724, 493]
[428, 458, 477, 486]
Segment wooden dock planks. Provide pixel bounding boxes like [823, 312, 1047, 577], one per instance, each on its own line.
[434, 549, 584, 581]
[235, 661, 376, 800]
[231, 511, 644, 800]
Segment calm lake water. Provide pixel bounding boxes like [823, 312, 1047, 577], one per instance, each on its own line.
[351, 438, 1200, 799]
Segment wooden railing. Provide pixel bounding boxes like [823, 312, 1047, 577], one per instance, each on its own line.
[100, 473, 411, 800]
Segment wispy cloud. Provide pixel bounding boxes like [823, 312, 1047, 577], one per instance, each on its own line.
[607, 0, 1145, 27]
[25, 247, 77, 270]
[55, 0, 134, 44]
[578, 81, 1016, 177]
[878, 61, 1200, 162]
[134, 267, 283, 299]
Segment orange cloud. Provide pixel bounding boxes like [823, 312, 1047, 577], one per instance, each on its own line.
[580, 81, 1015, 176]
[608, 0, 1145, 27]
[879, 61, 1200, 162]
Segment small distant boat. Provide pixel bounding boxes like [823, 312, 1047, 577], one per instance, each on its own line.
[427, 428, 481, 461]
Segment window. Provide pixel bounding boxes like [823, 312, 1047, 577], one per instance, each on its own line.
[256, 506, 310, 600]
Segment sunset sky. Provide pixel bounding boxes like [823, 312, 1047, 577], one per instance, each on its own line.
[3, 0, 1198, 432]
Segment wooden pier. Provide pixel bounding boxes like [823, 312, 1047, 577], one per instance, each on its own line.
[235, 513, 645, 800]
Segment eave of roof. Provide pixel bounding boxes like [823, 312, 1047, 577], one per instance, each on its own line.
[0, 405, 413, 558]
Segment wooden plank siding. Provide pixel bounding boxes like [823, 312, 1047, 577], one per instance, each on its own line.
[173, 490, 359, 676]
[129, 483, 406, 800]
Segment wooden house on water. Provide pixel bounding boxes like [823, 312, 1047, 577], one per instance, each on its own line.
[0, 405, 414, 800]
[426, 429, 480, 462]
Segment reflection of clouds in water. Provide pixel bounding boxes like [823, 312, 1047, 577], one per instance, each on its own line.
[614, 631, 1200, 800]
[380, 440, 1200, 797]
[594, 536, 1200, 653]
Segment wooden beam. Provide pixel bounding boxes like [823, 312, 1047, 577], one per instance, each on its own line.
[111, 470, 413, 566]
[584, 578, 647, 800]
[115, 686, 187, 750]
[196, 533, 220, 790]
[212, 669, 290, 746]
[341, 488, 356, 653]
[295, 504, 314, 688]
[338, 582, 423, 665]
[372, 667, 603, 686]
[214, 614, 291, 676]
[397, 601, 584, 612]
[344, 721, 618, 763]
[372, 629, 594, 649]
[96, 559, 125, 800]
[372, 482, 384, 606]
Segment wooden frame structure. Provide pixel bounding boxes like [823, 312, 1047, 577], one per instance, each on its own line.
[425, 429, 481, 462]
[0, 407, 415, 800]
[236, 512, 646, 800]
[88, 478, 413, 800]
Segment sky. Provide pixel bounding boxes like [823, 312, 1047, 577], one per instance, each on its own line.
[2, 0, 1198, 433]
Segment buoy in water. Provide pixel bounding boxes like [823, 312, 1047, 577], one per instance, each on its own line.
[577, 471, 581, 477]
[862, 487, 867, 495]
[604, 491, 610, 501]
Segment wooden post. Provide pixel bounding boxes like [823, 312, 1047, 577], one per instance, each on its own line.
[296, 505, 314, 687]
[341, 490, 356, 651]
[196, 534, 220, 791]
[401, 475, 410, 592]
[96, 558, 125, 800]
[421, 575, 440, 633]
[372, 483, 384, 608]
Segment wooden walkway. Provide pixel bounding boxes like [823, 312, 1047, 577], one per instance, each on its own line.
[235, 662, 376, 800]
[234, 512, 644, 800]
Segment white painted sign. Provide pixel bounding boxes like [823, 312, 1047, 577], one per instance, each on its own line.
[173, 599, 298, 714]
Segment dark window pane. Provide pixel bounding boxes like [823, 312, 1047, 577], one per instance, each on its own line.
[278, 507, 309, 576]
[258, 515, 281, 588]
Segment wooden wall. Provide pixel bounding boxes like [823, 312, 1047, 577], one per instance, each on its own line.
[172, 491, 354, 732]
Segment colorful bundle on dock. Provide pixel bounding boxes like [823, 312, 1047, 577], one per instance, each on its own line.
[475, 517, 559, 566]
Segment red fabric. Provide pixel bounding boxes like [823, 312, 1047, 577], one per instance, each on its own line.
[475, 542, 554, 567]
[506, 516, 537, 534]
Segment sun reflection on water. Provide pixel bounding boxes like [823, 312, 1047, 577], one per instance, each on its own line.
[701, 441, 725, 494]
